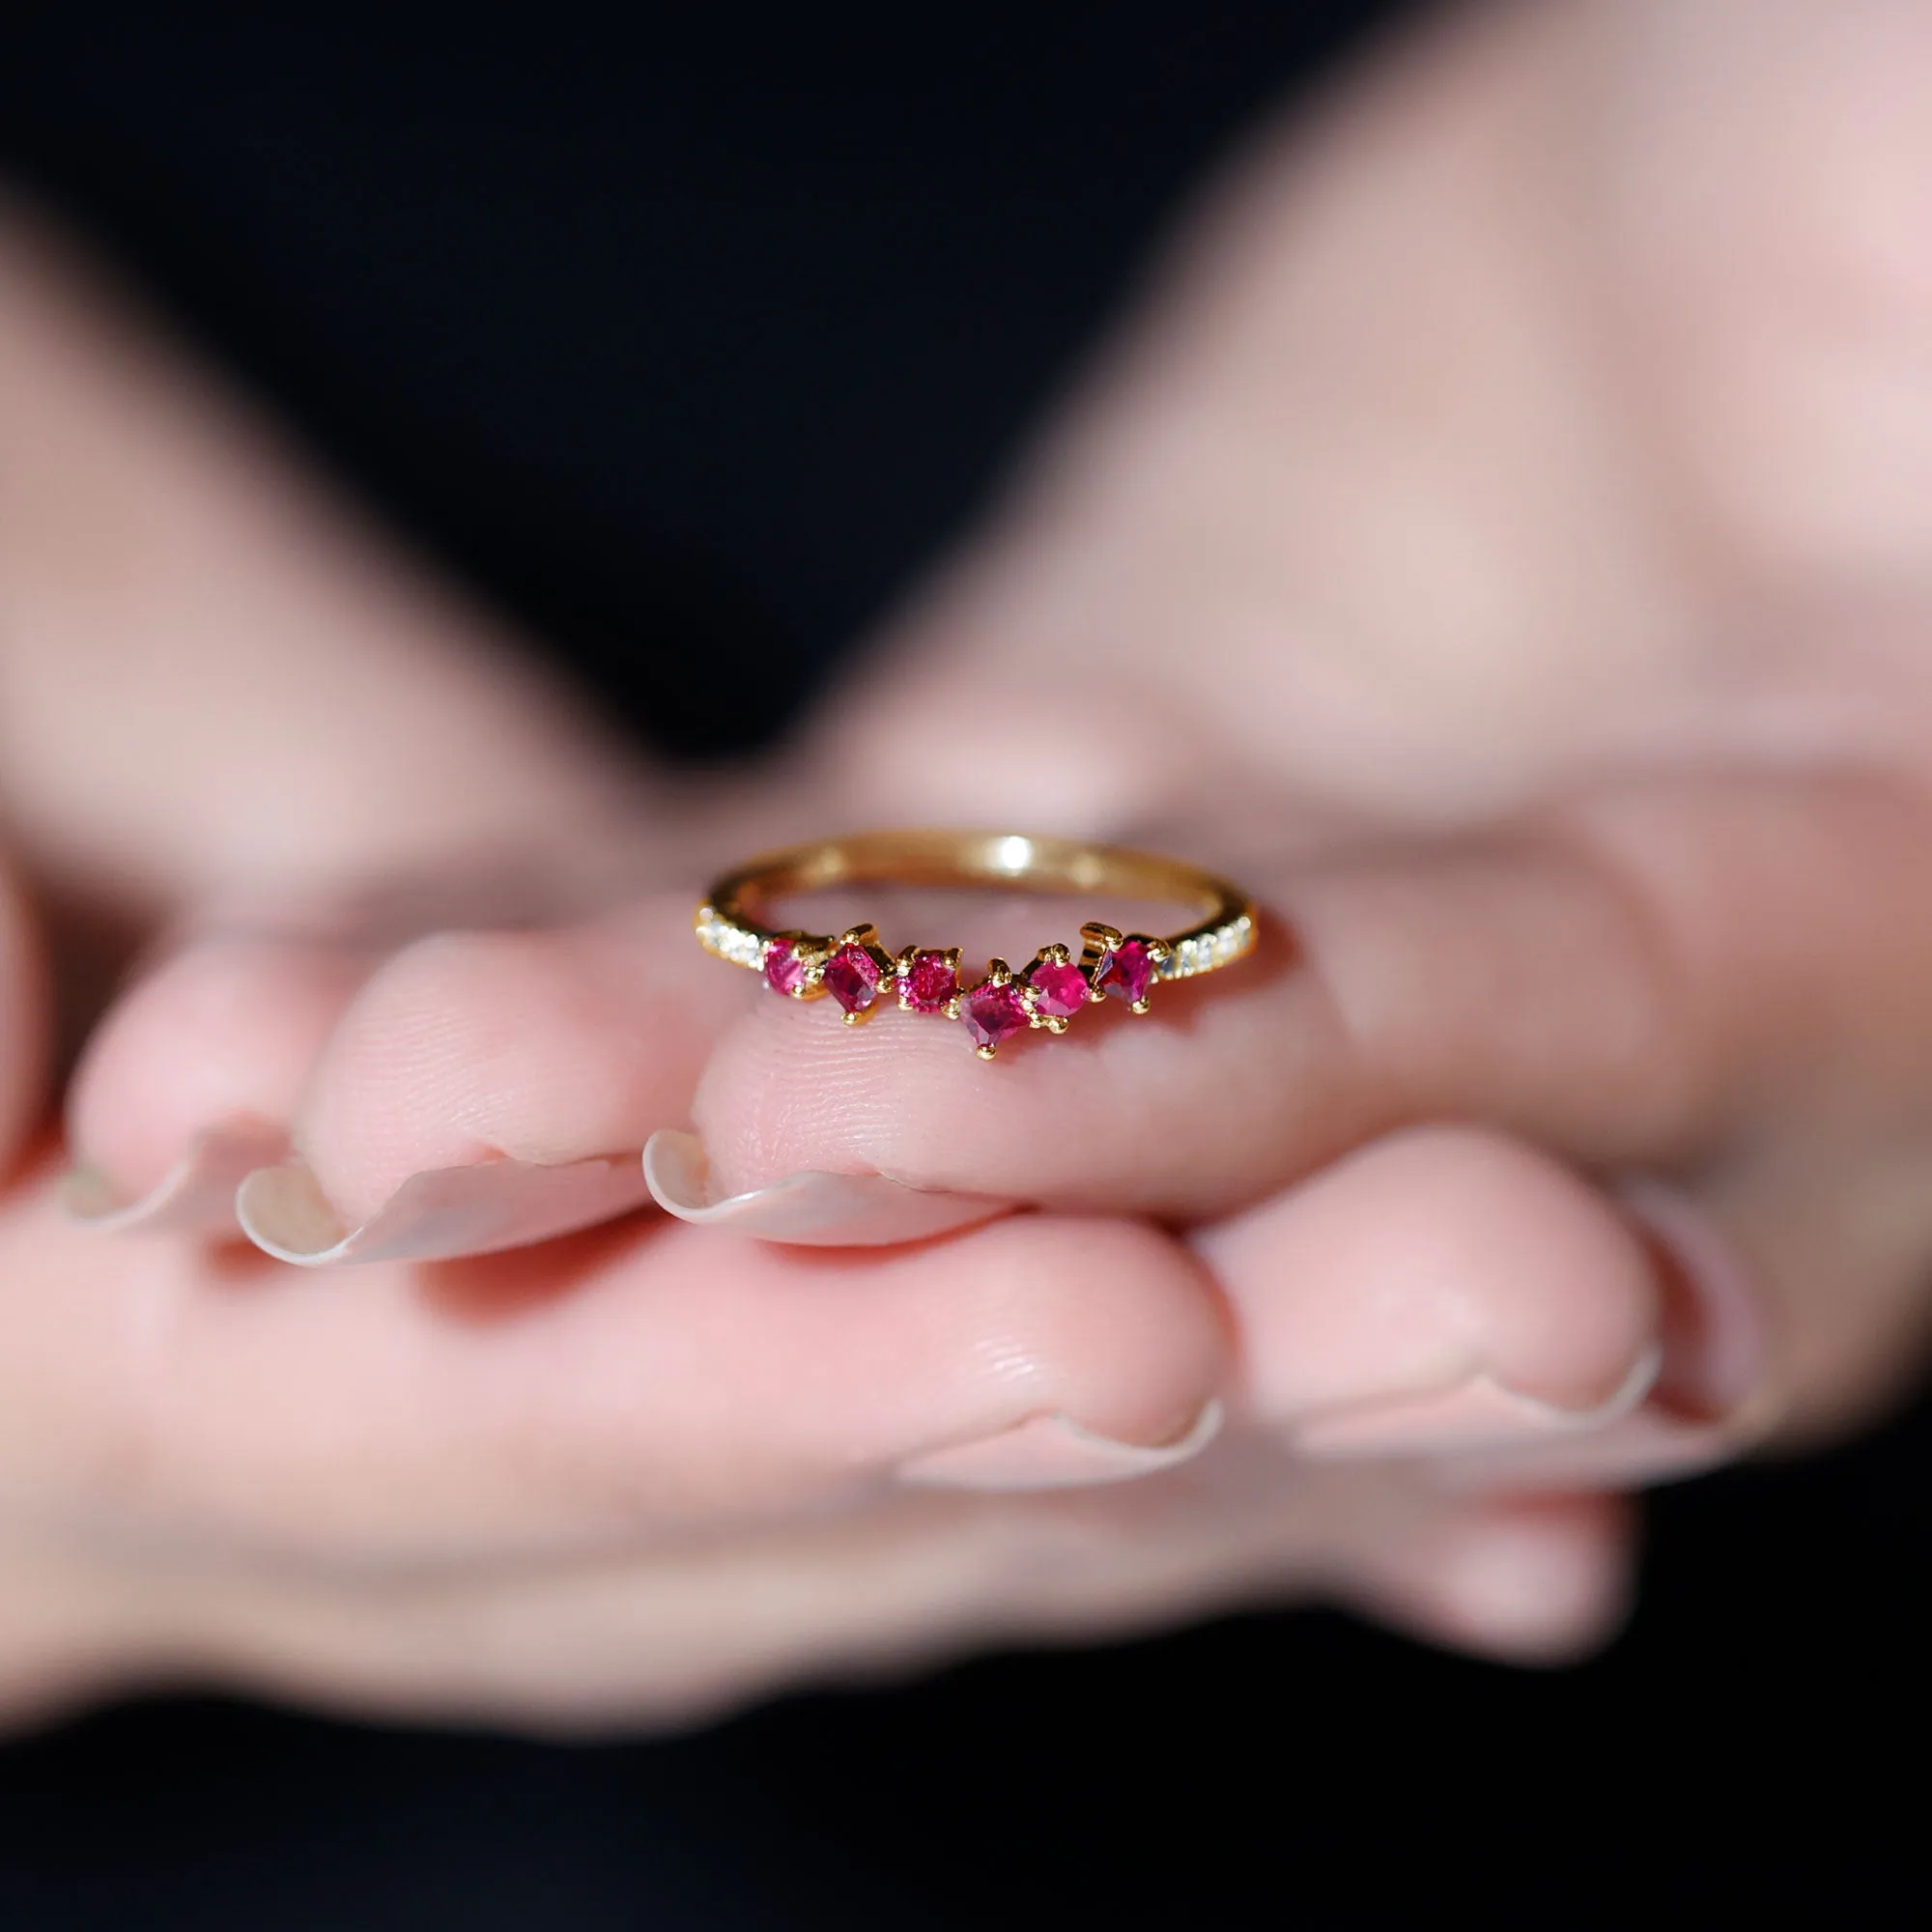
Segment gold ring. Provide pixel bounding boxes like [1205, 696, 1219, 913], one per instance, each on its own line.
[695, 830, 1258, 1060]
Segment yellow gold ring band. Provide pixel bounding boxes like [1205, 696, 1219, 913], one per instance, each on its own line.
[695, 830, 1258, 1061]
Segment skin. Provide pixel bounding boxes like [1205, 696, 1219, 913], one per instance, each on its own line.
[5, 0, 1932, 1728]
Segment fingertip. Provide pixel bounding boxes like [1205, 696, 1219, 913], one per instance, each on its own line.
[905, 1211, 1230, 1455]
[60, 1119, 288, 1235]
[1200, 1125, 1664, 1438]
[294, 898, 736, 1229]
[63, 931, 366, 1209]
[1348, 1492, 1637, 1666]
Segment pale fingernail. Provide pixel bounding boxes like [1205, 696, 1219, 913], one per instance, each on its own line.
[1289, 1344, 1662, 1461]
[896, 1400, 1223, 1492]
[61, 1120, 289, 1236]
[643, 1128, 1015, 1247]
[236, 1152, 655, 1265]
[1426, 1409, 1741, 1494]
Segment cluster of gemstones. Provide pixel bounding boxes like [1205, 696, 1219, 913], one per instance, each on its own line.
[755, 921, 1173, 1060]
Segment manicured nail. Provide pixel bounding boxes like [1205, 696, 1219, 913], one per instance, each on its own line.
[1288, 1345, 1662, 1461]
[236, 1152, 656, 1265]
[643, 1128, 1016, 1247]
[897, 1400, 1223, 1492]
[60, 1120, 289, 1236]
[1425, 1406, 1743, 1494]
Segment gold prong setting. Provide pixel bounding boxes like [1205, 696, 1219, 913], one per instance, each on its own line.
[1080, 923, 1172, 1015]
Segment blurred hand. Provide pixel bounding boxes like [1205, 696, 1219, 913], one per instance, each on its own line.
[7, 0, 1932, 1728]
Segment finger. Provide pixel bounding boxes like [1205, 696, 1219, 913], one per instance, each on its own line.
[1194, 1127, 1670, 1456]
[59, 929, 373, 1231]
[1181, 1109, 1932, 1507]
[1188, 1123, 1775, 1502]
[30, 1446, 1437, 1732]
[0, 1158, 1226, 1571]
[1336, 1492, 1637, 1668]
[676, 770, 1932, 1228]
[222, 893, 761, 1263]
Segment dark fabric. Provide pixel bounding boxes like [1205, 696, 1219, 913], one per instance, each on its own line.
[0, 3, 1916, 1923]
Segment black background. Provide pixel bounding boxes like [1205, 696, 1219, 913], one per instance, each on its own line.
[0, 4, 1920, 1925]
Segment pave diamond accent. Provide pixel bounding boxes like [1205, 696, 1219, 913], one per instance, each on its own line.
[1159, 913, 1255, 980]
[695, 906, 766, 969]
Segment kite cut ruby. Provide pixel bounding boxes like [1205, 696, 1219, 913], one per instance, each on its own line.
[822, 943, 882, 1014]
[1094, 938, 1155, 1006]
[960, 980, 1030, 1053]
[762, 936, 810, 997]
[1028, 958, 1089, 1019]
[900, 951, 958, 1012]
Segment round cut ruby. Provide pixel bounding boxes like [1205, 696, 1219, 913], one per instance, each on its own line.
[762, 936, 809, 997]
[1028, 958, 1089, 1019]
[822, 943, 882, 1014]
[960, 980, 1030, 1053]
[1094, 938, 1155, 1006]
[900, 951, 958, 1012]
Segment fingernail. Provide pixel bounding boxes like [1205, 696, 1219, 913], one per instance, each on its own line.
[1620, 1179, 1769, 1419]
[643, 1128, 1016, 1247]
[1289, 1345, 1662, 1461]
[1425, 1408, 1743, 1493]
[60, 1120, 289, 1236]
[896, 1400, 1223, 1492]
[236, 1152, 656, 1265]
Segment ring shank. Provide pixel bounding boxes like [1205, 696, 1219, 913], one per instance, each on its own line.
[698, 831, 1255, 981]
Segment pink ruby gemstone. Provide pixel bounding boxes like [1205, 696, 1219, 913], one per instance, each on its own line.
[1028, 958, 1089, 1019]
[960, 980, 1030, 1052]
[900, 951, 958, 1012]
[822, 943, 882, 1014]
[762, 936, 810, 997]
[1094, 938, 1155, 1006]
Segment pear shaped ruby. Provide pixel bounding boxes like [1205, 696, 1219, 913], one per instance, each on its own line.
[762, 937, 809, 997]
[960, 980, 1030, 1053]
[1028, 958, 1089, 1019]
[1094, 938, 1155, 1006]
[823, 943, 882, 1014]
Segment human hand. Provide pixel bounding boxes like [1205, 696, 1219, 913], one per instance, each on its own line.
[652, 0, 1932, 1630]
[0, 181, 1577, 1731]
[10, 0, 1932, 1728]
